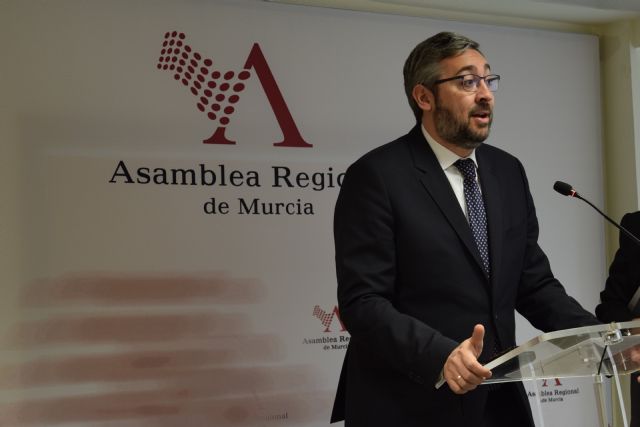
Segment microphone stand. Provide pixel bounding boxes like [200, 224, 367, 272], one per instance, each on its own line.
[554, 181, 637, 427]
[570, 192, 640, 248]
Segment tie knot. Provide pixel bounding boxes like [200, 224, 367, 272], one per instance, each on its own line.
[454, 158, 476, 180]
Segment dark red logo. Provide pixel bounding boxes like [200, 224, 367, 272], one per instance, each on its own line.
[157, 31, 310, 147]
[541, 378, 563, 387]
[313, 305, 346, 333]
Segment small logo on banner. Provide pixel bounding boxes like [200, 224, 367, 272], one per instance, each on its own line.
[313, 305, 346, 333]
[303, 305, 349, 351]
[156, 30, 310, 147]
[527, 377, 580, 404]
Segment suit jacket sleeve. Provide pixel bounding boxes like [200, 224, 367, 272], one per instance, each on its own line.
[334, 155, 458, 385]
[596, 212, 640, 322]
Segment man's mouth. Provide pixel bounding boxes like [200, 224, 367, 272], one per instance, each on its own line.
[470, 110, 491, 124]
[471, 110, 491, 118]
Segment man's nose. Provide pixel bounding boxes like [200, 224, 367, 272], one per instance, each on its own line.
[476, 79, 494, 103]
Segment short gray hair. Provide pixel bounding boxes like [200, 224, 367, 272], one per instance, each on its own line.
[403, 32, 483, 123]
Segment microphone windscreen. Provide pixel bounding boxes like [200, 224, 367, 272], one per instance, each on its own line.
[553, 181, 574, 196]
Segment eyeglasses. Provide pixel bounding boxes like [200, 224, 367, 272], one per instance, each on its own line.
[432, 74, 500, 92]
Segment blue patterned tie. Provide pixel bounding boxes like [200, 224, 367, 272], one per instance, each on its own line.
[454, 159, 490, 276]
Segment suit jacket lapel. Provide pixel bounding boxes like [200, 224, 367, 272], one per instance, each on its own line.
[406, 126, 489, 280]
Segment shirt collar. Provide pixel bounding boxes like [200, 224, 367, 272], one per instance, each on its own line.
[421, 124, 478, 171]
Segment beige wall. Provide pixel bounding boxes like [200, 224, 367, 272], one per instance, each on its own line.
[0, 111, 24, 339]
[600, 18, 640, 261]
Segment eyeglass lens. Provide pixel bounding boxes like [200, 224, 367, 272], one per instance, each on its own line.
[462, 75, 499, 92]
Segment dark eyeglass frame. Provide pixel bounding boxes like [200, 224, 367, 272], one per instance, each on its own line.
[432, 74, 501, 92]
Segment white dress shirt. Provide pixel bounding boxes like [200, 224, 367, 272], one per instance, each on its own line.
[421, 125, 481, 220]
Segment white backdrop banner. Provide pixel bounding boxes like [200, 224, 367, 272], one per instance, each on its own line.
[1, 0, 607, 426]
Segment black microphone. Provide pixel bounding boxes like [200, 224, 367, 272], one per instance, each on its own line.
[553, 181, 576, 197]
[553, 180, 640, 247]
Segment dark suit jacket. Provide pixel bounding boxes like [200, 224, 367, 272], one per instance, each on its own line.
[596, 211, 640, 321]
[331, 125, 599, 427]
[595, 211, 640, 427]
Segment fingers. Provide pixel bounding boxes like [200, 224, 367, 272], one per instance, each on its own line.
[445, 367, 483, 394]
[443, 324, 492, 395]
[469, 324, 485, 356]
[445, 349, 491, 393]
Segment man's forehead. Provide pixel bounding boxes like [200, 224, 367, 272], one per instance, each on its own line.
[441, 50, 491, 74]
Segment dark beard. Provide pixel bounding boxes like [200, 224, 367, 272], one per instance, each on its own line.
[434, 101, 492, 149]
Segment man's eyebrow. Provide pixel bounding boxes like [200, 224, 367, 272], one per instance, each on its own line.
[453, 63, 492, 75]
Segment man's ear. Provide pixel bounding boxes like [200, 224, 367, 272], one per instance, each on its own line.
[412, 84, 434, 113]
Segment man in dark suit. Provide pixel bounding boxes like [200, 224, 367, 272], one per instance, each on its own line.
[596, 211, 640, 427]
[330, 32, 600, 427]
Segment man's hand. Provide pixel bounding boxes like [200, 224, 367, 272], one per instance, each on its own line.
[444, 324, 492, 394]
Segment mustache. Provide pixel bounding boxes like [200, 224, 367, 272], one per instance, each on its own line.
[469, 105, 492, 116]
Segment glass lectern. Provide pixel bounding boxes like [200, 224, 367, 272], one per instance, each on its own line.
[483, 320, 640, 427]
